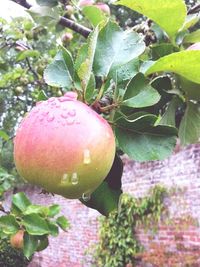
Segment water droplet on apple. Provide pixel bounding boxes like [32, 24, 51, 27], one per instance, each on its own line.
[61, 173, 69, 184]
[71, 172, 78, 185]
[47, 114, 54, 122]
[61, 112, 68, 119]
[82, 193, 91, 202]
[39, 116, 44, 122]
[32, 108, 39, 113]
[42, 110, 49, 116]
[68, 109, 76, 117]
[48, 97, 56, 103]
[83, 149, 91, 165]
[36, 101, 43, 106]
[66, 117, 75, 125]
[64, 91, 78, 100]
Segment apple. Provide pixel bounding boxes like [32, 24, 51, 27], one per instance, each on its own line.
[14, 92, 116, 199]
[61, 32, 73, 44]
[10, 230, 24, 249]
[65, 5, 74, 16]
[180, 42, 200, 100]
[95, 2, 110, 15]
[14, 86, 24, 95]
[79, 0, 94, 7]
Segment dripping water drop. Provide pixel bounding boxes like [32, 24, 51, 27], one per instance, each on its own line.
[83, 149, 91, 165]
[71, 172, 79, 185]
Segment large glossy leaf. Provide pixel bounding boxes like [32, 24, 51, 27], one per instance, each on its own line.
[179, 101, 200, 145]
[44, 50, 73, 88]
[122, 73, 161, 108]
[183, 29, 200, 43]
[146, 51, 200, 84]
[115, 0, 187, 39]
[108, 58, 139, 83]
[56, 216, 69, 231]
[80, 154, 123, 216]
[12, 192, 31, 212]
[82, 6, 107, 27]
[23, 233, 38, 259]
[0, 215, 19, 234]
[23, 214, 49, 235]
[159, 97, 181, 127]
[93, 21, 145, 77]
[115, 114, 177, 161]
[78, 26, 99, 99]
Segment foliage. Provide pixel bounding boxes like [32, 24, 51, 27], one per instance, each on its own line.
[0, 238, 30, 267]
[0, 192, 69, 259]
[91, 186, 167, 267]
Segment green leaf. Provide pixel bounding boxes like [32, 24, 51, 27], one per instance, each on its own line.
[47, 221, 59, 236]
[109, 58, 139, 83]
[183, 29, 200, 43]
[0, 130, 9, 141]
[23, 233, 38, 259]
[115, 0, 187, 39]
[180, 77, 200, 100]
[12, 192, 31, 212]
[44, 50, 73, 88]
[16, 50, 40, 62]
[0, 215, 19, 235]
[48, 204, 61, 217]
[122, 73, 161, 108]
[56, 216, 69, 231]
[23, 214, 49, 235]
[115, 115, 177, 161]
[181, 14, 200, 31]
[179, 101, 200, 145]
[151, 43, 176, 60]
[24, 205, 49, 217]
[37, 90, 48, 101]
[159, 97, 181, 127]
[93, 21, 145, 77]
[78, 25, 99, 98]
[82, 6, 107, 27]
[80, 154, 123, 216]
[146, 51, 200, 84]
[27, 6, 60, 26]
[36, 0, 58, 7]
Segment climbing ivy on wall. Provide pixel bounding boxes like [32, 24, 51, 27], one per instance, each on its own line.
[91, 185, 168, 267]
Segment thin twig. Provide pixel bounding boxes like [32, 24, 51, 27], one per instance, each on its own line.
[26, 58, 39, 79]
[12, 0, 92, 38]
[188, 3, 200, 15]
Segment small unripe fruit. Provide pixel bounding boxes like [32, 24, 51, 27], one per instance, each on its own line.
[14, 92, 115, 199]
[65, 5, 74, 16]
[79, 0, 94, 7]
[61, 32, 73, 44]
[14, 86, 24, 95]
[95, 2, 110, 15]
[10, 230, 24, 249]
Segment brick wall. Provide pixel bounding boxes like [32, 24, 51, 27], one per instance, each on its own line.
[5, 144, 200, 266]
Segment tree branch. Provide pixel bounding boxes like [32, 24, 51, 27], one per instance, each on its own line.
[12, 0, 92, 38]
[188, 3, 200, 15]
